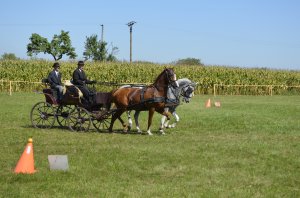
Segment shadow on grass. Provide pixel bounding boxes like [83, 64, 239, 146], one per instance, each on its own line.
[22, 124, 154, 135]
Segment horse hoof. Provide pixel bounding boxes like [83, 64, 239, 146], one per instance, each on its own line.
[159, 130, 165, 135]
[147, 132, 153, 136]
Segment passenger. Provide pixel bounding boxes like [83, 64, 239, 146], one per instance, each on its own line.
[72, 61, 96, 104]
[47, 62, 63, 102]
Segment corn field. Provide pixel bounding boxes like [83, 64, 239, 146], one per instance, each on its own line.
[0, 60, 299, 95]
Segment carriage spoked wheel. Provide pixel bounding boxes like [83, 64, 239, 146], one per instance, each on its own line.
[56, 105, 74, 128]
[92, 110, 112, 132]
[30, 102, 56, 129]
[67, 107, 91, 132]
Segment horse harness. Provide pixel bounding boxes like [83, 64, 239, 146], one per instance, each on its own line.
[140, 85, 165, 104]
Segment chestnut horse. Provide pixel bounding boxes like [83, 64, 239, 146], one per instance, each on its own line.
[108, 68, 177, 135]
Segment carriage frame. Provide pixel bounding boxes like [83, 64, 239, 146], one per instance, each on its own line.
[30, 80, 115, 132]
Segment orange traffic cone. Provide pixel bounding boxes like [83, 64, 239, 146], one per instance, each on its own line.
[14, 138, 36, 174]
[205, 98, 211, 108]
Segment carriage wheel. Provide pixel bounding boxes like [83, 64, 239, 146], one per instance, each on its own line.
[92, 110, 112, 132]
[30, 102, 55, 129]
[67, 107, 91, 132]
[56, 105, 74, 128]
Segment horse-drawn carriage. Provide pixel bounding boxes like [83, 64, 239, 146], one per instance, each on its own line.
[30, 68, 195, 135]
[30, 79, 114, 132]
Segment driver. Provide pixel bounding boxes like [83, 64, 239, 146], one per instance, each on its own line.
[72, 61, 96, 104]
[48, 62, 63, 102]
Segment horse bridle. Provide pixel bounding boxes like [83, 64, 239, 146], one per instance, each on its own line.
[166, 82, 194, 103]
[154, 69, 176, 89]
[165, 69, 176, 84]
[181, 84, 194, 99]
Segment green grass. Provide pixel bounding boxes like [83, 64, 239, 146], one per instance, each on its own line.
[0, 93, 299, 197]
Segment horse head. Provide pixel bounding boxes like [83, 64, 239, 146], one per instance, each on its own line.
[153, 68, 176, 90]
[180, 80, 197, 103]
[165, 68, 177, 84]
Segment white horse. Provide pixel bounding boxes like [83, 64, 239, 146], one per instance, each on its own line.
[125, 78, 197, 134]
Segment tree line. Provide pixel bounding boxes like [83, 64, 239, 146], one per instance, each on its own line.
[26, 30, 118, 62]
[1, 29, 203, 66]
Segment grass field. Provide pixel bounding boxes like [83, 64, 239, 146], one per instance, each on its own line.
[0, 93, 299, 197]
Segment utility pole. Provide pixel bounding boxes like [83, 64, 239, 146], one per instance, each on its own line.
[127, 21, 136, 63]
[100, 24, 104, 43]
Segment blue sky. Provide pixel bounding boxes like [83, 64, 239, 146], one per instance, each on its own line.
[1, 0, 299, 70]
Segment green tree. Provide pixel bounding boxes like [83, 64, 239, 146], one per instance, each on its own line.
[83, 35, 118, 61]
[106, 43, 119, 62]
[1, 53, 20, 60]
[175, 58, 204, 66]
[27, 30, 77, 61]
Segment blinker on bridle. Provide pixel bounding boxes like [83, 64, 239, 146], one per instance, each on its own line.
[182, 85, 194, 98]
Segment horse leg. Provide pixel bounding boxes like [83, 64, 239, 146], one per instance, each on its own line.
[162, 107, 170, 128]
[146, 108, 155, 135]
[109, 109, 125, 132]
[170, 111, 179, 128]
[163, 115, 170, 128]
[127, 110, 132, 131]
[165, 109, 179, 128]
[159, 110, 172, 135]
[134, 111, 142, 133]
[117, 116, 128, 133]
[160, 116, 167, 134]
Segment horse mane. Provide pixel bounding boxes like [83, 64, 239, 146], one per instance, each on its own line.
[152, 68, 167, 85]
[177, 78, 191, 86]
[177, 78, 197, 88]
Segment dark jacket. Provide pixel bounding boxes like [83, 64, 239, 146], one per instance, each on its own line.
[48, 70, 62, 88]
[72, 68, 92, 86]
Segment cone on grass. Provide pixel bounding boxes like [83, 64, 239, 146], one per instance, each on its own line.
[214, 101, 221, 107]
[14, 138, 36, 174]
[205, 98, 211, 108]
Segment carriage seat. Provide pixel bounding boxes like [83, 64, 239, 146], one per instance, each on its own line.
[41, 79, 84, 104]
[63, 80, 83, 98]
